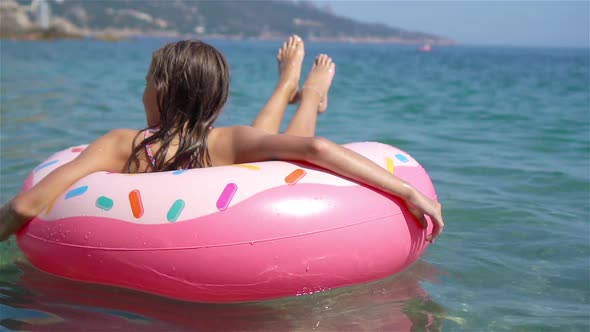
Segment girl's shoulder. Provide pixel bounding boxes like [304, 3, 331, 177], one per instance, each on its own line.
[207, 126, 248, 166]
[208, 125, 255, 144]
[99, 128, 141, 157]
[105, 128, 142, 145]
[208, 125, 240, 141]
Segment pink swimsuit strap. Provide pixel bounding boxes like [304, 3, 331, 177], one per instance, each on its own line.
[144, 128, 158, 168]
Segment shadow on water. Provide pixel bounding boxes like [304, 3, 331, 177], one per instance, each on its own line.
[0, 258, 447, 331]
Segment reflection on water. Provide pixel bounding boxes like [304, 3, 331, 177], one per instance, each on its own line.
[1, 259, 448, 331]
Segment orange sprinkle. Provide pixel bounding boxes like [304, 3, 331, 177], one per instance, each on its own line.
[128, 190, 144, 218]
[386, 157, 395, 174]
[285, 169, 306, 185]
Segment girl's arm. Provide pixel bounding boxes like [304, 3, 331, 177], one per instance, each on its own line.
[0, 129, 134, 241]
[222, 126, 444, 242]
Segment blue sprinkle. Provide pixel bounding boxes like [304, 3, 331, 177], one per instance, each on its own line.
[395, 154, 409, 163]
[172, 170, 187, 175]
[65, 186, 88, 200]
[35, 160, 59, 172]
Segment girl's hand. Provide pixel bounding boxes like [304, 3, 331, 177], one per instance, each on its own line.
[0, 200, 27, 242]
[0, 129, 134, 241]
[406, 188, 444, 243]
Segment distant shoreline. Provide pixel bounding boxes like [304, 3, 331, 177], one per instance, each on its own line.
[5, 32, 589, 50]
[0, 30, 457, 46]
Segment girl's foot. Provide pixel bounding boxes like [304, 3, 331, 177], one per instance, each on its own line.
[277, 35, 305, 104]
[302, 54, 336, 112]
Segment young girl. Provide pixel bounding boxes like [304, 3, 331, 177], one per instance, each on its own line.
[0, 36, 443, 242]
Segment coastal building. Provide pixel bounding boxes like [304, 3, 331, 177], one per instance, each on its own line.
[31, 0, 51, 29]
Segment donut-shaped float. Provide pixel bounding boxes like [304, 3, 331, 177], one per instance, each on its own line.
[16, 142, 437, 303]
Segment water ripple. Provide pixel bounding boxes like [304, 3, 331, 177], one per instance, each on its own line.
[1, 40, 588, 331]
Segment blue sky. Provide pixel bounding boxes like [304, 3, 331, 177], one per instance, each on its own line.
[317, 1, 589, 48]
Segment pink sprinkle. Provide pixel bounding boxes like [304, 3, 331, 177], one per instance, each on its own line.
[216, 183, 238, 211]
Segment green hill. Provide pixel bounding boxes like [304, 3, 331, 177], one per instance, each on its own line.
[9, 0, 454, 44]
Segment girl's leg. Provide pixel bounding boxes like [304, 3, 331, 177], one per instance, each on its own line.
[284, 54, 336, 137]
[251, 35, 304, 134]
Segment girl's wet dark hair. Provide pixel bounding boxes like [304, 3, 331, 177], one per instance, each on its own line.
[128, 40, 230, 172]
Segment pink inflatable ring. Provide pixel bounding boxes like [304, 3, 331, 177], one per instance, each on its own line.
[17, 142, 437, 303]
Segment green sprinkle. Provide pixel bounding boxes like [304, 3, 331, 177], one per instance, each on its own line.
[96, 196, 114, 211]
[167, 199, 185, 222]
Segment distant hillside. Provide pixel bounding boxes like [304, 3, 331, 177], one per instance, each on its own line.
[6, 0, 454, 44]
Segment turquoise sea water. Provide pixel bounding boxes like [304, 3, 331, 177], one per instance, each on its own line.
[1, 38, 588, 331]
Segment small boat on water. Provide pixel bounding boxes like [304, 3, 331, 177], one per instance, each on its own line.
[418, 43, 432, 52]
